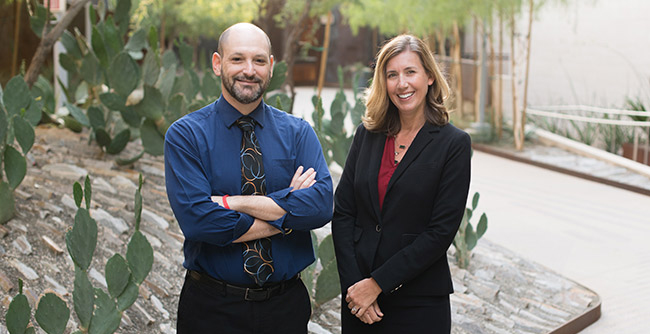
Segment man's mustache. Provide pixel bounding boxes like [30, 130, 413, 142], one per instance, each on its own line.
[234, 74, 262, 83]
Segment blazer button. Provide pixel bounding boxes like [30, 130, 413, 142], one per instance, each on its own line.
[375, 225, 381, 232]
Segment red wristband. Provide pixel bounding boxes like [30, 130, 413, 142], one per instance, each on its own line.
[222, 195, 230, 209]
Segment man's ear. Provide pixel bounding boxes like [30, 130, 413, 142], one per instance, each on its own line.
[269, 55, 274, 78]
[212, 52, 222, 76]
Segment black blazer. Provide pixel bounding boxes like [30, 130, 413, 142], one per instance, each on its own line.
[332, 122, 471, 298]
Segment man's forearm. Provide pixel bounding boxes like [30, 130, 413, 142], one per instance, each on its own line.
[233, 218, 281, 243]
[221, 195, 286, 221]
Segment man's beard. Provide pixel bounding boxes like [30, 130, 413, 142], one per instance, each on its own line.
[222, 72, 270, 105]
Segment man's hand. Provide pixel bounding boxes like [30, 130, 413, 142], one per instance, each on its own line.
[289, 166, 316, 191]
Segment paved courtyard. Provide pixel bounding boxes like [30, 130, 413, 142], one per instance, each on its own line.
[470, 151, 650, 333]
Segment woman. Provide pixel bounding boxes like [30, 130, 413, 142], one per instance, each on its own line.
[332, 34, 471, 333]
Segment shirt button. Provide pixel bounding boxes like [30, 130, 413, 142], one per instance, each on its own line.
[375, 225, 381, 232]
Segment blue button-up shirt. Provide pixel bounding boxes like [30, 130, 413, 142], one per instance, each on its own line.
[164, 97, 333, 285]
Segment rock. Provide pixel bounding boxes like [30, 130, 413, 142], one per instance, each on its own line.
[37, 220, 64, 238]
[0, 270, 15, 293]
[467, 279, 500, 301]
[42, 235, 65, 254]
[7, 220, 28, 233]
[308, 322, 332, 334]
[144, 278, 169, 298]
[43, 202, 64, 215]
[133, 301, 156, 325]
[91, 208, 129, 234]
[44, 275, 68, 296]
[111, 175, 137, 194]
[61, 194, 78, 211]
[10, 260, 39, 280]
[42, 163, 88, 181]
[0, 224, 8, 238]
[92, 177, 117, 194]
[141, 165, 165, 178]
[12, 235, 33, 255]
[142, 209, 169, 230]
[150, 295, 170, 319]
[142, 231, 162, 249]
[139, 284, 152, 300]
[159, 322, 174, 333]
[93, 192, 127, 210]
[89, 268, 107, 287]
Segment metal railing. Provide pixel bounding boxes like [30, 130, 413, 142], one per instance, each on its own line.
[527, 105, 650, 164]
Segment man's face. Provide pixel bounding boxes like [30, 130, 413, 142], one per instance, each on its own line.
[214, 31, 273, 106]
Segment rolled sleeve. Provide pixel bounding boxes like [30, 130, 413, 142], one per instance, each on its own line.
[165, 121, 255, 246]
[265, 124, 333, 231]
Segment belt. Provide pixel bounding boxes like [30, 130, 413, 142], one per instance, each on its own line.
[187, 270, 300, 302]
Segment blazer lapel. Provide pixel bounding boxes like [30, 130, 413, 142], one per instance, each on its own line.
[385, 123, 439, 194]
[367, 131, 385, 222]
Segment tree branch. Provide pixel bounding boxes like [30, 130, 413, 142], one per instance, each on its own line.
[24, 0, 91, 87]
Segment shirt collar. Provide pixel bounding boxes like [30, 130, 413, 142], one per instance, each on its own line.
[216, 95, 266, 129]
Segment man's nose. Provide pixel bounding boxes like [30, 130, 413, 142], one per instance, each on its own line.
[243, 60, 255, 76]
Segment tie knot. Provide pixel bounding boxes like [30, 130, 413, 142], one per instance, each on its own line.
[236, 116, 255, 132]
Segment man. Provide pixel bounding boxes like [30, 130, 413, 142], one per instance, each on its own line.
[164, 23, 333, 333]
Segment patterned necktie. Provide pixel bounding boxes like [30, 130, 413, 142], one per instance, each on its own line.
[237, 116, 273, 286]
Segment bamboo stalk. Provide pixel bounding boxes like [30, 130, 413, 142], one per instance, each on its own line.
[489, 23, 496, 130]
[473, 17, 481, 122]
[316, 11, 332, 99]
[452, 21, 463, 116]
[510, 6, 522, 150]
[520, 0, 535, 150]
[498, 11, 504, 140]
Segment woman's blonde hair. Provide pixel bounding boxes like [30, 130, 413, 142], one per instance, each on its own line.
[363, 34, 450, 135]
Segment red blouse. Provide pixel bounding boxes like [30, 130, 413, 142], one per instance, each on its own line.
[378, 136, 398, 211]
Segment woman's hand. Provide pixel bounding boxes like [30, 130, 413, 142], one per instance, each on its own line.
[357, 301, 383, 324]
[346, 278, 382, 322]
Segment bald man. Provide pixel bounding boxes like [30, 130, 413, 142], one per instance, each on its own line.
[164, 23, 333, 333]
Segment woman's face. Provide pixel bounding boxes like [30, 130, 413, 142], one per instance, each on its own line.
[385, 51, 434, 116]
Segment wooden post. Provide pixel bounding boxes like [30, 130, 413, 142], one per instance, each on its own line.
[317, 11, 332, 99]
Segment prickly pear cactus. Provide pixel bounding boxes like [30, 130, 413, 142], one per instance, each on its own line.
[4, 174, 153, 333]
[1, 75, 41, 224]
[453, 192, 488, 269]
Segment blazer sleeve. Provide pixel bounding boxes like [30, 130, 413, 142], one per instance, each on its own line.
[332, 124, 366, 291]
[371, 130, 472, 293]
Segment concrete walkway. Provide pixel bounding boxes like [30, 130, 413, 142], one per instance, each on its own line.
[470, 151, 650, 333]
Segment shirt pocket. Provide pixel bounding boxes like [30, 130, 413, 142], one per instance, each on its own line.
[269, 158, 295, 190]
